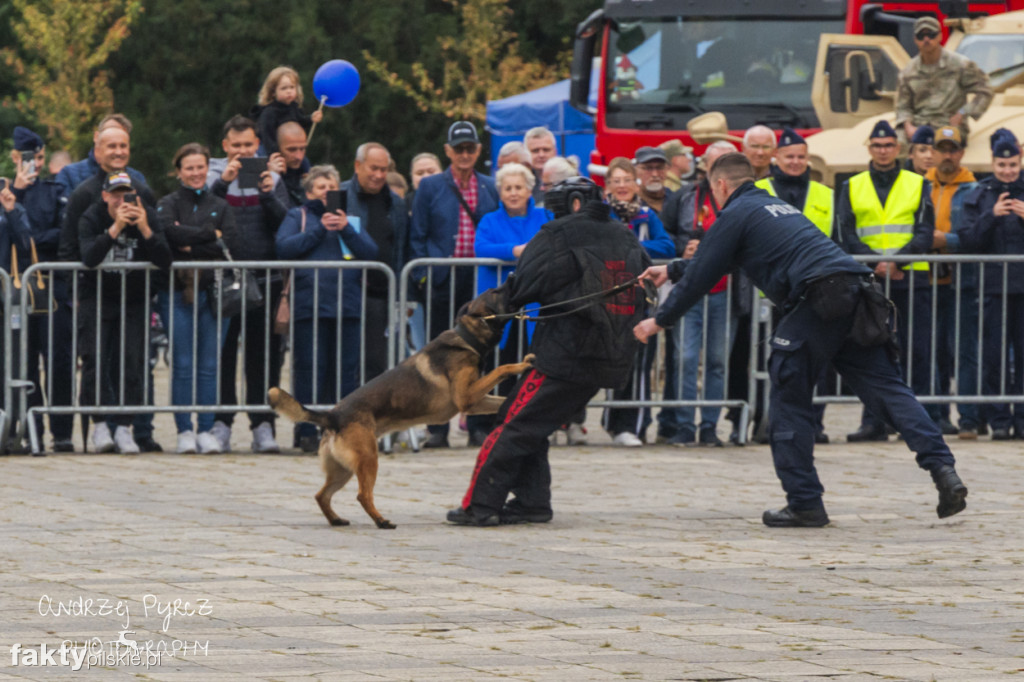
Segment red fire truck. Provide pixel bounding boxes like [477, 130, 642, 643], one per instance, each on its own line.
[569, 0, 1024, 174]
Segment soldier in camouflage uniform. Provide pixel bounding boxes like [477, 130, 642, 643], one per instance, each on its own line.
[895, 16, 992, 146]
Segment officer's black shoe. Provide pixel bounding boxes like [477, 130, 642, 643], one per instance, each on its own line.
[52, 439, 75, 453]
[499, 499, 553, 525]
[423, 432, 450, 449]
[134, 436, 164, 453]
[931, 465, 968, 519]
[467, 429, 491, 448]
[814, 431, 830, 444]
[446, 507, 500, 527]
[991, 427, 1012, 441]
[846, 424, 888, 442]
[935, 418, 958, 435]
[298, 436, 320, 453]
[729, 429, 743, 446]
[762, 506, 830, 528]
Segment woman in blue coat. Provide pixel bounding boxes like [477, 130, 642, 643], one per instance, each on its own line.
[276, 165, 378, 451]
[465, 162, 551, 445]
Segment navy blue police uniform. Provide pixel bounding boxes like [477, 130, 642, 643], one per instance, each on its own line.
[452, 200, 651, 525]
[956, 141, 1024, 439]
[656, 181, 963, 523]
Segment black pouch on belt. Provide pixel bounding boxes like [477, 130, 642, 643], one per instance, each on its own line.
[851, 278, 895, 347]
[804, 273, 862, 321]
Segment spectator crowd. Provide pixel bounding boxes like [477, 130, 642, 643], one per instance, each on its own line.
[1, 18, 1022, 456]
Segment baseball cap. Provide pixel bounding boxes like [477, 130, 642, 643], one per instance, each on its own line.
[914, 16, 941, 34]
[447, 121, 480, 147]
[103, 172, 134, 192]
[634, 146, 668, 165]
[933, 126, 963, 149]
[659, 139, 693, 160]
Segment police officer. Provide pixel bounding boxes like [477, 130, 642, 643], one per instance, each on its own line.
[956, 137, 1024, 440]
[836, 120, 937, 442]
[9, 126, 75, 452]
[755, 127, 835, 443]
[447, 177, 651, 526]
[634, 153, 967, 526]
[905, 125, 936, 175]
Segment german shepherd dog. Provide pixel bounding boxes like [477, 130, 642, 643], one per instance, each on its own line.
[268, 284, 533, 528]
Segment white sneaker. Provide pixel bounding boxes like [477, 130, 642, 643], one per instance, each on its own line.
[91, 422, 115, 453]
[177, 431, 197, 454]
[612, 432, 643, 448]
[567, 423, 588, 445]
[252, 422, 280, 453]
[113, 426, 140, 454]
[196, 431, 222, 454]
[211, 420, 232, 453]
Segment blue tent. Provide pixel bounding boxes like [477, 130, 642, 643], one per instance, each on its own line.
[485, 79, 595, 176]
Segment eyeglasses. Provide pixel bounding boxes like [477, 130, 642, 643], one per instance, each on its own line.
[915, 30, 939, 41]
[869, 142, 897, 150]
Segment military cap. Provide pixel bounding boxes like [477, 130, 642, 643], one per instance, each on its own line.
[777, 127, 806, 149]
[910, 125, 934, 146]
[993, 139, 1021, 158]
[990, 128, 1017, 151]
[914, 16, 941, 34]
[869, 120, 897, 140]
[12, 126, 44, 153]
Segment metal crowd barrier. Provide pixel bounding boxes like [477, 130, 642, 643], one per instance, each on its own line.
[7, 254, 1024, 454]
[12, 261, 393, 454]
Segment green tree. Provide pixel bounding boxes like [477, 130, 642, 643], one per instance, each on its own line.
[363, 0, 568, 123]
[1, 0, 143, 157]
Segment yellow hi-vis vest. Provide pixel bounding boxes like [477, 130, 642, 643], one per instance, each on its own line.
[755, 177, 834, 236]
[848, 170, 929, 271]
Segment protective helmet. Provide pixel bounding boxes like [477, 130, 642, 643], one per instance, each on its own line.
[544, 176, 602, 218]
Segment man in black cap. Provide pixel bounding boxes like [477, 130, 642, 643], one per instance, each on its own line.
[835, 119, 938, 442]
[905, 125, 936, 175]
[634, 152, 968, 527]
[77, 172, 171, 454]
[410, 121, 499, 448]
[8, 126, 75, 452]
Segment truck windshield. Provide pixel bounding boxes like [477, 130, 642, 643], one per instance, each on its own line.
[605, 17, 844, 128]
[956, 34, 1024, 87]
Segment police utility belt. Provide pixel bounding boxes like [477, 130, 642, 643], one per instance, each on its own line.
[801, 272, 894, 348]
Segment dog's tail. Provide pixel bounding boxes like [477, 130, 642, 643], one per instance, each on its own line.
[267, 387, 333, 430]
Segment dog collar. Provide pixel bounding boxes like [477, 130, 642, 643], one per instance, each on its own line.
[455, 321, 492, 356]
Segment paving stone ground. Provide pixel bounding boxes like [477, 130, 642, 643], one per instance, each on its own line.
[1, 405, 1022, 681]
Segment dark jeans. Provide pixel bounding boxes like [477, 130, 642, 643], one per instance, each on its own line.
[364, 295, 390, 382]
[956, 286, 981, 429]
[980, 293, 1024, 433]
[78, 299, 148, 427]
[291, 317, 361, 439]
[217, 279, 284, 432]
[25, 289, 74, 440]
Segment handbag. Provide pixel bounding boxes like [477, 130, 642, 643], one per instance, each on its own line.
[208, 239, 264, 319]
[10, 239, 57, 316]
[273, 207, 306, 334]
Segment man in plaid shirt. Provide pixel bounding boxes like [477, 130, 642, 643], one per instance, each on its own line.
[410, 121, 500, 448]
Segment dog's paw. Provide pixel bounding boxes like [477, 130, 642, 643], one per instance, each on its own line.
[523, 353, 536, 365]
[330, 518, 350, 527]
[376, 519, 397, 530]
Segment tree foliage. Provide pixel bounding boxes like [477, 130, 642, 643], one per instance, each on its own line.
[363, 0, 568, 123]
[1, 0, 143, 157]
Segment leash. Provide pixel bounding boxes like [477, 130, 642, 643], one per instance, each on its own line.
[483, 277, 657, 323]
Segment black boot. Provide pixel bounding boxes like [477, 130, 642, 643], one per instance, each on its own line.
[846, 423, 888, 442]
[762, 505, 830, 527]
[931, 465, 968, 519]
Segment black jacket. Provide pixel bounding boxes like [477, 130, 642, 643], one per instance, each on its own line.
[507, 202, 651, 389]
[957, 173, 1024, 295]
[657, 182, 870, 328]
[78, 201, 172, 302]
[157, 185, 238, 290]
[59, 168, 156, 263]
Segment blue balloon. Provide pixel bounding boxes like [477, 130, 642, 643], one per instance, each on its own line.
[313, 60, 361, 108]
